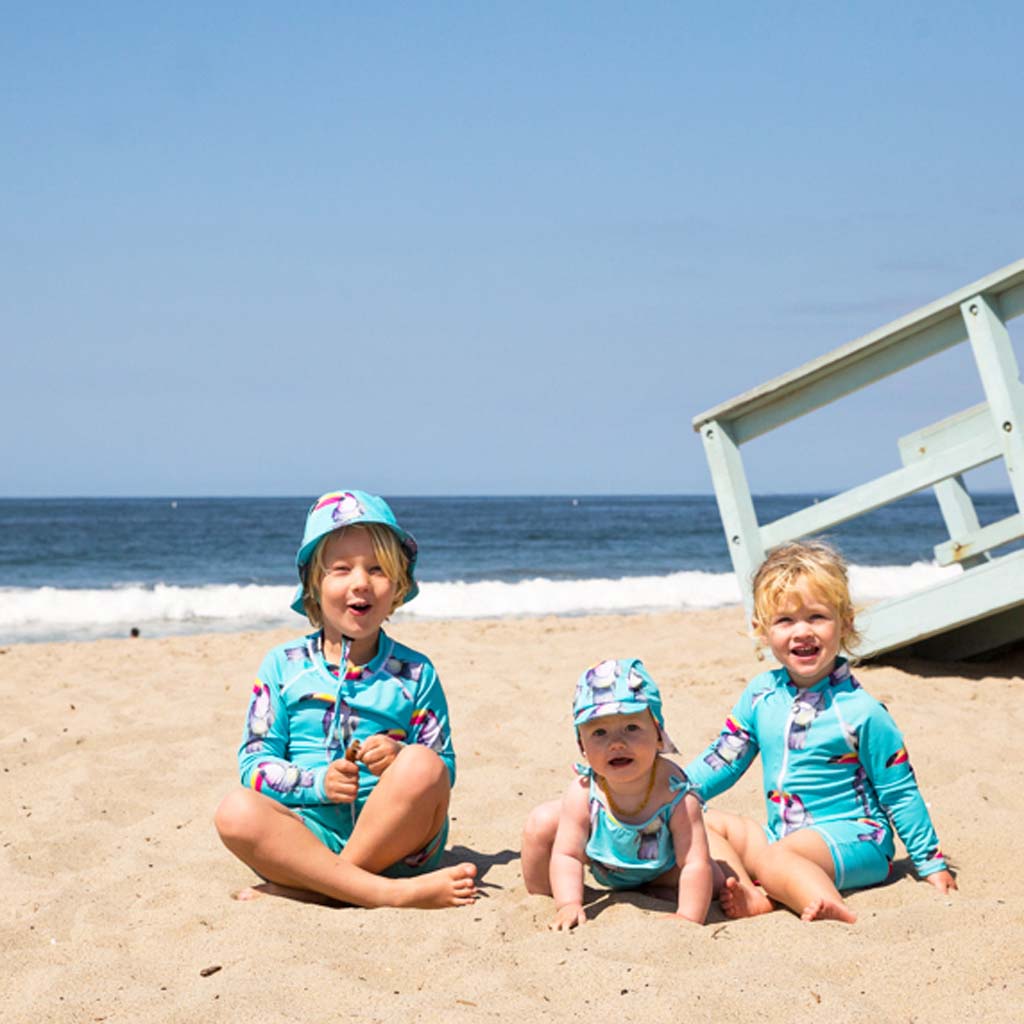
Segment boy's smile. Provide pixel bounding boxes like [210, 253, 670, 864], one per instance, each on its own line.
[318, 528, 397, 665]
[763, 580, 843, 688]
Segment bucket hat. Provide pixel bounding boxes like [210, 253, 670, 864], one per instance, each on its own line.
[291, 490, 419, 614]
[572, 657, 677, 752]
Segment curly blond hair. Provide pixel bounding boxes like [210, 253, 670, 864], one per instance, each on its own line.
[751, 539, 861, 654]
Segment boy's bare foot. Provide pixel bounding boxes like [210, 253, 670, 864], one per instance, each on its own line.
[800, 897, 857, 923]
[719, 876, 774, 918]
[396, 862, 478, 909]
[231, 882, 337, 905]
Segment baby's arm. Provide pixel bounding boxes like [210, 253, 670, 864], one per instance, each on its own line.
[669, 793, 714, 924]
[548, 779, 591, 931]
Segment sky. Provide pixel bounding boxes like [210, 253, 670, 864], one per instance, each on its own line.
[3, 1, 1023, 497]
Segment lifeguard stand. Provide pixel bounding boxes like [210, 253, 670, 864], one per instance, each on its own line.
[693, 259, 1024, 660]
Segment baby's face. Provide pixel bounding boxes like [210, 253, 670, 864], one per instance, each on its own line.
[579, 710, 660, 783]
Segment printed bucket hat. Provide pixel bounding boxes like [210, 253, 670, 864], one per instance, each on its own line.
[291, 490, 420, 614]
[572, 657, 677, 752]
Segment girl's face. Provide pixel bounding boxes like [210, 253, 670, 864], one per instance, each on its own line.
[578, 711, 660, 785]
[317, 527, 397, 664]
[762, 579, 844, 688]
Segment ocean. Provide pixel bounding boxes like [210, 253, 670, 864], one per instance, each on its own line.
[0, 493, 1017, 644]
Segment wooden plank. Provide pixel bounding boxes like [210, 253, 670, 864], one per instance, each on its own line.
[897, 407, 992, 569]
[699, 418, 763, 615]
[758, 430, 1002, 548]
[962, 294, 1024, 512]
[692, 259, 1024, 441]
[933, 512, 1024, 565]
[856, 547, 1024, 657]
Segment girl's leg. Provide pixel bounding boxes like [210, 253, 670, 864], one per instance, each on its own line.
[704, 808, 775, 917]
[339, 744, 451, 874]
[214, 787, 476, 909]
[750, 828, 856, 923]
[520, 799, 561, 895]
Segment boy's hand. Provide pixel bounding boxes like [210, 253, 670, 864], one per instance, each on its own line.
[359, 735, 403, 776]
[323, 758, 359, 803]
[549, 903, 586, 932]
[925, 869, 958, 894]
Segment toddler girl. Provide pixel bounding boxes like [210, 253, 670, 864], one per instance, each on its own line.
[214, 489, 477, 909]
[685, 540, 957, 923]
[523, 658, 713, 930]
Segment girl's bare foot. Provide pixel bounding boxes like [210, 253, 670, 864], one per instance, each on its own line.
[800, 896, 857, 923]
[719, 876, 774, 918]
[396, 862, 478, 909]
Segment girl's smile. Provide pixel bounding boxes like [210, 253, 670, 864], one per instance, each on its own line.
[317, 528, 397, 664]
[764, 580, 844, 688]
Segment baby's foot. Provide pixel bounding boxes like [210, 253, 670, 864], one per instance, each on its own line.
[800, 897, 857, 924]
[398, 862, 478, 909]
[231, 886, 263, 902]
[719, 876, 774, 918]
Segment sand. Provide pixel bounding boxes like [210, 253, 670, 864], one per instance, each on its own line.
[3, 609, 1023, 1023]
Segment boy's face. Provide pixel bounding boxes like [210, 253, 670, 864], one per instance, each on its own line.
[317, 527, 397, 664]
[761, 579, 843, 688]
[578, 710, 660, 784]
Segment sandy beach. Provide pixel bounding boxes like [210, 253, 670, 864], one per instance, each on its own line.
[3, 609, 1023, 1023]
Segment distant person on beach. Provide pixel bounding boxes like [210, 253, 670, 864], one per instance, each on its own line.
[521, 658, 713, 929]
[684, 540, 957, 923]
[214, 489, 477, 909]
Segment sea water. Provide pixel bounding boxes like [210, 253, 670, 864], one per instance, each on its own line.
[0, 493, 1016, 644]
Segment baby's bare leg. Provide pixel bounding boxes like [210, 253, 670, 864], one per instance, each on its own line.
[704, 809, 774, 917]
[750, 829, 856, 924]
[214, 786, 475, 909]
[520, 799, 561, 895]
[340, 745, 450, 874]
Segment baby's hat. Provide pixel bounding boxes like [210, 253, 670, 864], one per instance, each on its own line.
[291, 489, 420, 614]
[571, 657, 677, 753]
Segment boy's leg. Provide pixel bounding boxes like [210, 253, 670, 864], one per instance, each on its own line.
[520, 799, 561, 894]
[214, 786, 476, 909]
[339, 744, 450, 874]
[751, 828, 856, 923]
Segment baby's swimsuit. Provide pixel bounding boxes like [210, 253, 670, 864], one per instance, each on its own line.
[583, 768, 691, 888]
[237, 628, 454, 876]
[684, 659, 948, 890]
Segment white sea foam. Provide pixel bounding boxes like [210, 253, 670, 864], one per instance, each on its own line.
[0, 561, 963, 644]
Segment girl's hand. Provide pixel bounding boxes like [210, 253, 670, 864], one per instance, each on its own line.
[324, 759, 359, 803]
[925, 869, 958, 894]
[358, 735, 403, 776]
[549, 903, 586, 932]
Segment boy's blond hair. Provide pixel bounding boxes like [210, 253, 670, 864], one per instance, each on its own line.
[751, 539, 861, 652]
[301, 523, 413, 627]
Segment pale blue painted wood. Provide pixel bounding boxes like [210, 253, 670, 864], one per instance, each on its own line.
[699, 419, 763, 615]
[962, 294, 1024, 512]
[692, 258, 1024, 659]
[933, 512, 1024, 565]
[898, 405, 994, 569]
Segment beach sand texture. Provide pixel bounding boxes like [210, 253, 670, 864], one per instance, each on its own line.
[3, 609, 1022, 1023]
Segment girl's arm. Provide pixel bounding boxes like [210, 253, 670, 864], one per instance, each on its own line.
[669, 793, 713, 924]
[236, 655, 330, 806]
[548, 779, 591, 931]
[860, 702, 952, 882]
[409, 659, 457, 786]
[682, 680, 762, 802]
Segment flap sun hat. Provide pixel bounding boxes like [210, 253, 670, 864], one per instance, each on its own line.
[572, 657, 677, 753]
[291, 490, 420, 614]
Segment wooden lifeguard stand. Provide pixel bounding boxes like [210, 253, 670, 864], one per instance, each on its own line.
[693, 259, 1024, 660]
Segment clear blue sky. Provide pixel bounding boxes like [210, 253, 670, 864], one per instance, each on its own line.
[4, 2, 1022, 497]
